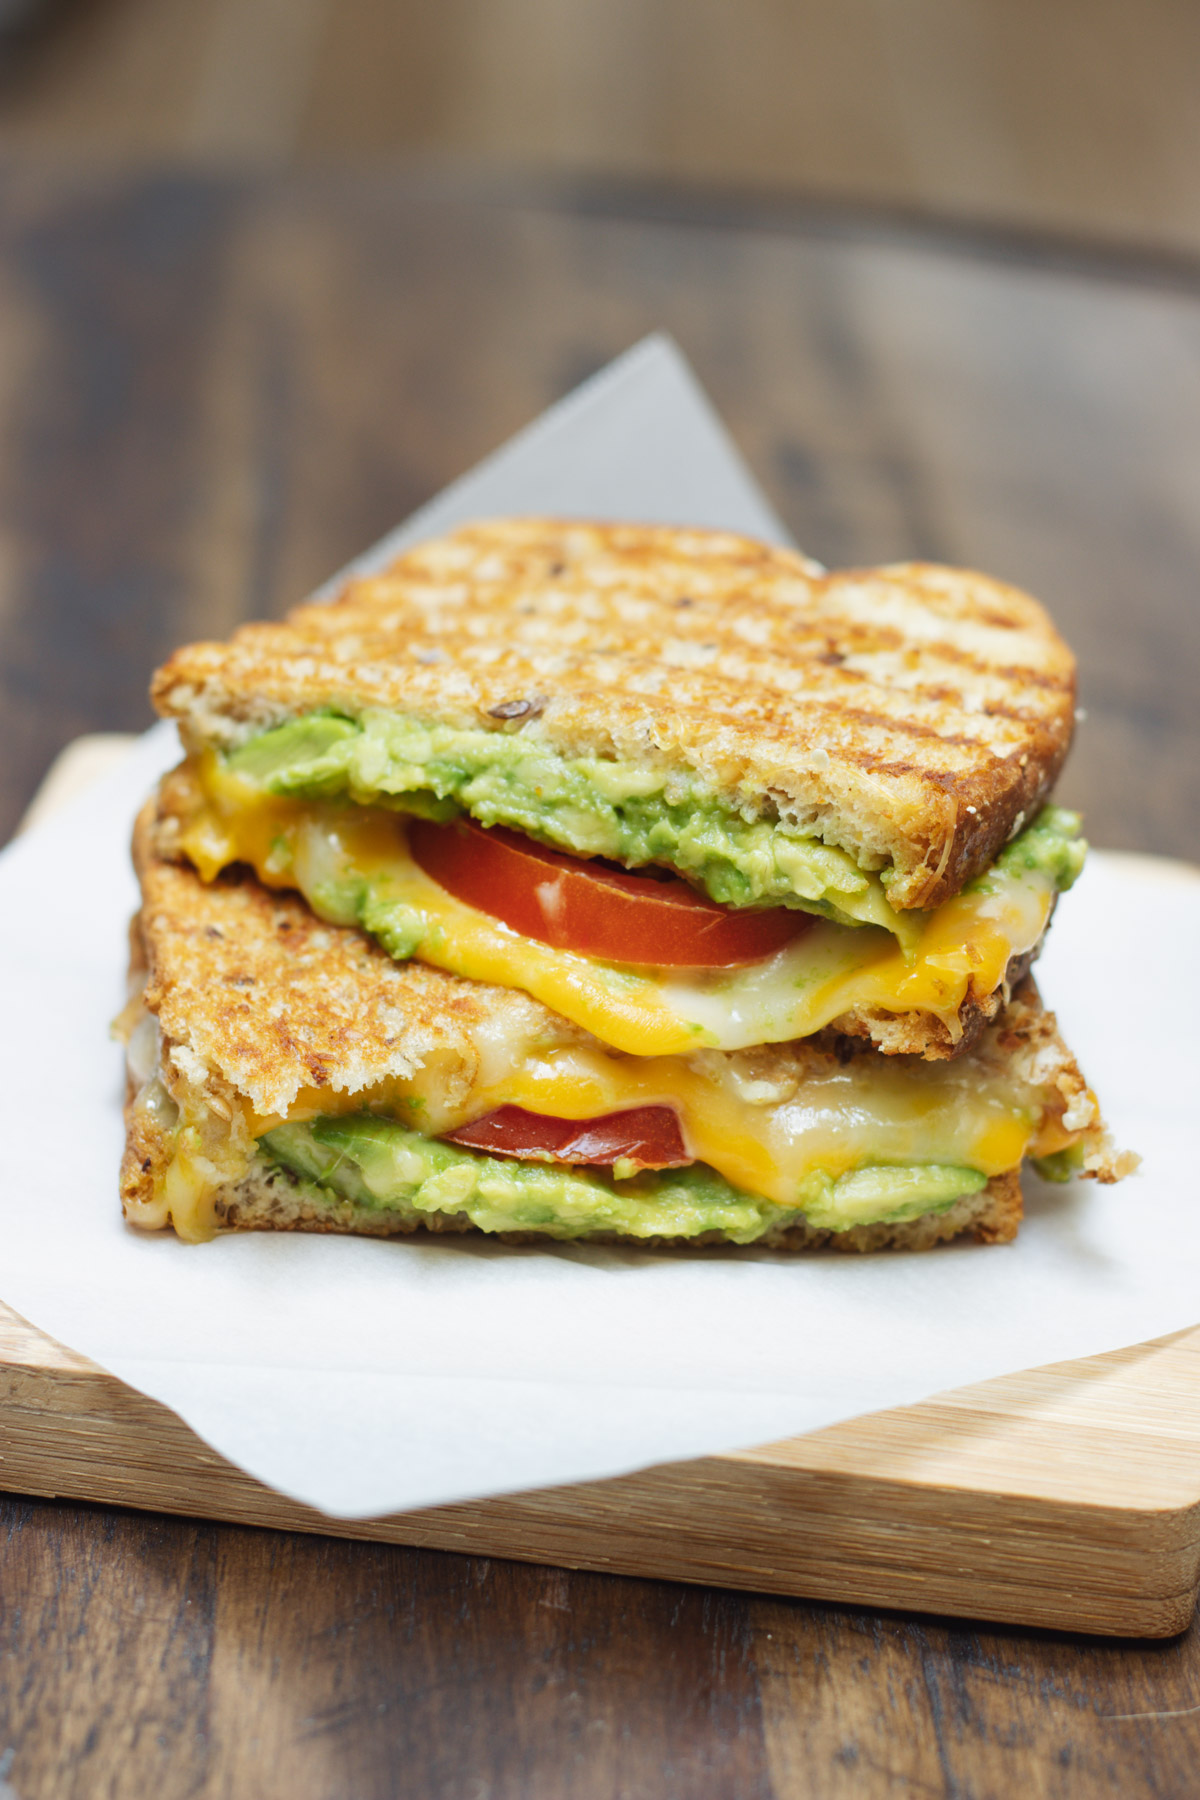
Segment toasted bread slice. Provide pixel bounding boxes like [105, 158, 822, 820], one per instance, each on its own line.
[152, 519, 1076, 911]
[119, 806, 1130, 1250]
[125, 798, 576, 1127]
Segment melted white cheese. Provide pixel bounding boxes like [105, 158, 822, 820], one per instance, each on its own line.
[179, 757, 1053, 1059]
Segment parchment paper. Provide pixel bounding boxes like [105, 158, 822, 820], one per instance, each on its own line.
[1, 337, 1197, 1519]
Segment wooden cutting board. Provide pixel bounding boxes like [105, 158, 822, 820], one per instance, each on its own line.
[5, 739, 1200, 1639]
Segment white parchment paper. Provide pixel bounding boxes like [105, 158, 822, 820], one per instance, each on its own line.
[1, 337, 1197, 1520]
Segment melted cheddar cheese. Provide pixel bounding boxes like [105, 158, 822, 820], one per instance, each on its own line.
[125, 999, 1084, 1242]
[176, 753, 1055, 1059]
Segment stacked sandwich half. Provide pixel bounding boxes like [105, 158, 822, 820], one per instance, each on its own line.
[119, 520, 1132, 1249]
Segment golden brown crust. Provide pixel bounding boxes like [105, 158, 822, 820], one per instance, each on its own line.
[131, 797, 578, 1119]
[151, 519, 1077, 910]
[985, 978, 1135, 1183]
[119, 1070, 173, 1221]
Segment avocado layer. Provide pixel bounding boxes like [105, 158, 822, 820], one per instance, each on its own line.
[973, 806, 1087, 895]
[227, 713, 897, 932]
[260, 1114, 987, 1243]
[226, 712, 1086, 935]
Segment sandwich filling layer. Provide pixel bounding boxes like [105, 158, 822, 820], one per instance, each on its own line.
[257, 1116, 988, 1244]
[122, 1027, 1044, 1245]
[168, 748, 1084, 1058]
[206, 710, 914, 932]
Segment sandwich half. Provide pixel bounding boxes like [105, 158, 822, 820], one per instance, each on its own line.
[151, 519, 1087, 1063]
[119, 798, 1129, 1249]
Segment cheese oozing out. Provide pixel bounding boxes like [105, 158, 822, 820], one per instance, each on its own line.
[175, 753, 1061, 1059]
[123, 988, 1089, 1243]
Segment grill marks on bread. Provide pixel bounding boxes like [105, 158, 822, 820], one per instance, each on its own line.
[152, 519, 1076, 910]
[132, 801, 578, 1119]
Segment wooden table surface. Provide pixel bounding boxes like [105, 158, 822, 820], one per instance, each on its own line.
[1, 165, 1199, 1799]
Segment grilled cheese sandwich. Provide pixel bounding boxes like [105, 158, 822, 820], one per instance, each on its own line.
[125, 519, 1132, 1250]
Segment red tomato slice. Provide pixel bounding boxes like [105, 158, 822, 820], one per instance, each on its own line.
[442, 1104, 690, 1170]
[407, 817, 812, 967]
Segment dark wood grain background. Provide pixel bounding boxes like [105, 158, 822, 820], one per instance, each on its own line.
[5, 0, 1200, 257]
[1, 165, 1199, 1798]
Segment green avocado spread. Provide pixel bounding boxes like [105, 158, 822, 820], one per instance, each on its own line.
[225, 711, 1086, 936]
[260, 1114, 987, 1243]
[972, 805, 1086, 895]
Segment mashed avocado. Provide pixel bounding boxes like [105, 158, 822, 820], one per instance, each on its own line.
[226, 712, 897, 931]
[974, 805, 1087, 894]
[260, 1114, 987, 1243]
[225, 712, 1087, 935]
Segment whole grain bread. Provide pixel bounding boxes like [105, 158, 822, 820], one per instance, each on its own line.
[151, 519, 1077, 910]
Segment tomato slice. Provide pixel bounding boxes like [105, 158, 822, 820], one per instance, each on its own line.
[442, 1104, 690, 1170]
[407, 817, 811, 967]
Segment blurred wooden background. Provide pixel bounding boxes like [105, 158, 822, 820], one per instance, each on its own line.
[0, 0, 1199, 255]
